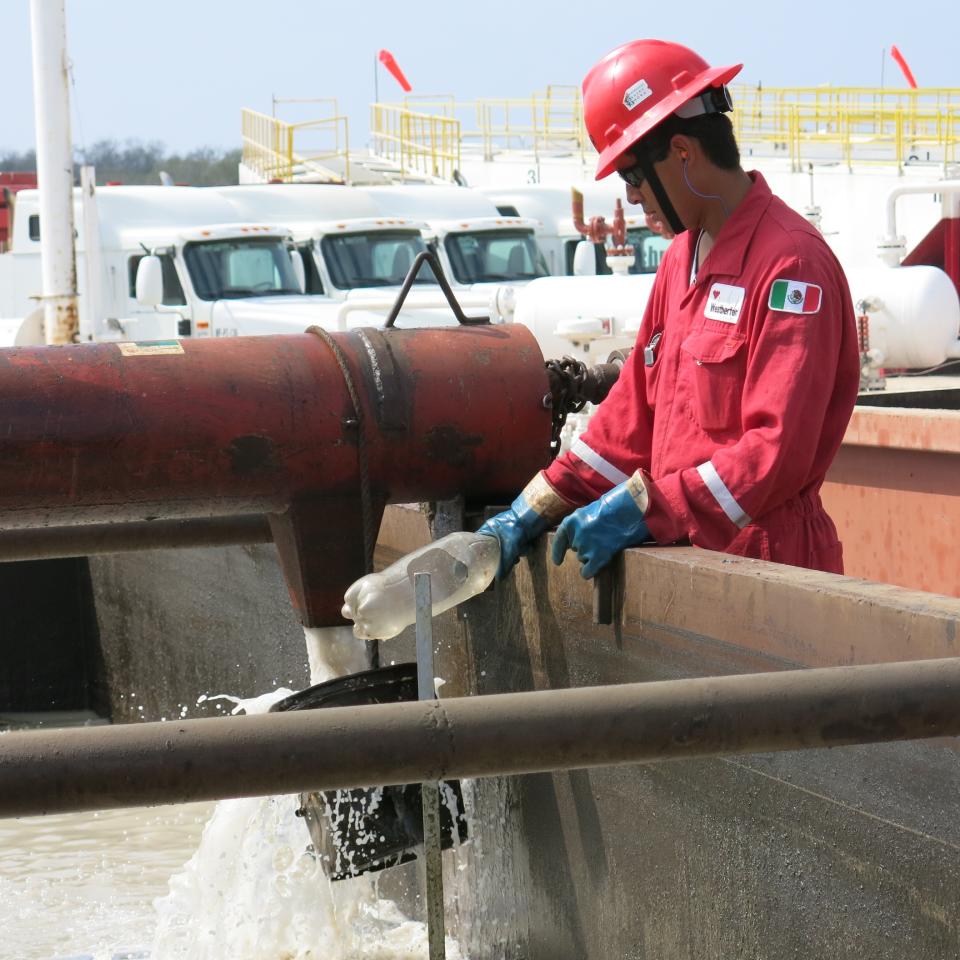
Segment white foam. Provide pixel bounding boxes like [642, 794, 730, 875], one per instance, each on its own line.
[150, 630, 466, 959]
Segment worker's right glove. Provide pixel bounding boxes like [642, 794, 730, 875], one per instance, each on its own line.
[551, 471, 650, 579]
[478, 474, 571, 580]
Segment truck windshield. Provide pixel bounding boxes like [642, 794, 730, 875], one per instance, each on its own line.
[444, 230, 548, 284]
[183, 237, 301, 300]
[320, 230, 434, 290]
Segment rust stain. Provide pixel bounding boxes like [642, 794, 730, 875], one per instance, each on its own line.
[423, 425, 483, 469]
[226, 435, 279, 475]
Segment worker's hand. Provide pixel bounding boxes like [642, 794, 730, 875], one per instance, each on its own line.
[551, 474, 650, 579]
[478, 475, 570, 579]
[477, 498, 550, 580]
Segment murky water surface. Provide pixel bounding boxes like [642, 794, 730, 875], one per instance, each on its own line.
[0, 802, 214, 960]
[0, 633, 474, 960]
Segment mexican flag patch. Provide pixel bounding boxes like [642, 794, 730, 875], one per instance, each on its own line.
[768, 279, 822, 314]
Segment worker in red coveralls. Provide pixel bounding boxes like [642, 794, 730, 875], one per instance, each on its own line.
[479, 39, 860, 579]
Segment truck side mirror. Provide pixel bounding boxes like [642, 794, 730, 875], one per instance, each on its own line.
[135, 255, 164, 306]
[289, 250, 306, 293]
[572, 240, 597, 277]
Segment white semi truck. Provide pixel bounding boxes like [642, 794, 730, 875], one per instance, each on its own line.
[0, 185, 316, 345]
[216, 183, 549, 297]
[0, 183, 490, 345]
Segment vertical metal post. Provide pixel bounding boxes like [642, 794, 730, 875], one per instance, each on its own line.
[415, 572, 446, 960]
[29, 0, 79, 344]
[78, 165, 101, 342]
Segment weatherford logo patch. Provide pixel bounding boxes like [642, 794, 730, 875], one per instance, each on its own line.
[703, 283, 746, 324]
[768, 278, 823, 314]
[623, 79, 653, 110]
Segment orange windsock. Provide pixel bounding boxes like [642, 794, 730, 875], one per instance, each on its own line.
[378, 50, 412, 93]
[890, 45, 918, 89]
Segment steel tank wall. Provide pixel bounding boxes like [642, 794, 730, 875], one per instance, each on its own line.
[26, 502, 960, 952]
[375, 506, 960, 960]
[823, 403, 960, 596]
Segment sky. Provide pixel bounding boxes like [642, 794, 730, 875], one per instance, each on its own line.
[3, 0, 956, 155]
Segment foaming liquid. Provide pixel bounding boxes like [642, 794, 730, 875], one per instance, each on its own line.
[151, 627, 466, 960]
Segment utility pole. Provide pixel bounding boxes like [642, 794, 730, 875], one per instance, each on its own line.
[29, 0, 79, 344]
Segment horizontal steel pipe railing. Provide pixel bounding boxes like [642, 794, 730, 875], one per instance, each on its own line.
[0, 515, 274, 562]
[1, 657, 958, 819]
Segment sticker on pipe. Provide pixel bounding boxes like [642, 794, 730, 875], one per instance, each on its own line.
[117, 340, 185, 357]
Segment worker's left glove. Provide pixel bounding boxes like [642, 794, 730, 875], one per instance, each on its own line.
[551, 472, 651, 579]
[478, 473, 571, 579]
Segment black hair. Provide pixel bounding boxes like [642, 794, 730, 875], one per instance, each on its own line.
[637, 112, 740, 170]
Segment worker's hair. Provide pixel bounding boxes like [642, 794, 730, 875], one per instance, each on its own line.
[638, 112, 741, 170]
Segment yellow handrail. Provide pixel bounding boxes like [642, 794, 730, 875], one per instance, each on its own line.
[729, 85, 960, 171]
[271, 96, 341, 120]
[382, 86, 960, 174]
[370, 103, 461, 181]
[245, 85, 960, 186]
[380, 89, 586, 162]
[240, 108, 350, 183]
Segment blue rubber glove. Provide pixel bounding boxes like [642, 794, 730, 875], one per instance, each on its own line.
[551, 477, 650, 579]
[478, 491, 553, 580]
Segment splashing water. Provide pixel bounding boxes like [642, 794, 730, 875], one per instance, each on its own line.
[151, 627, 466, 960]
[150, 790, 463, 959]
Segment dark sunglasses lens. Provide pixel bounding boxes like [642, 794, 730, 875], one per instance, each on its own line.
[618, 166, 645, 188]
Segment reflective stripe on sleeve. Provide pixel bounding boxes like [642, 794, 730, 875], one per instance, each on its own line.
[570, 438, 630, 485]
[696, 461, 751, 528]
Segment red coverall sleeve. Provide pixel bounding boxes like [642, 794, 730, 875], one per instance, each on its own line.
[542, 268, 666, 507]
[643, 254, 852, 549]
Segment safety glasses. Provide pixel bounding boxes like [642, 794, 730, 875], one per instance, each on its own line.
[617, 161, 646, 189]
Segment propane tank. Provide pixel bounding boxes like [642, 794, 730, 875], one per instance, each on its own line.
[511, 274, 654, 362]
[846, 264, 960, 369]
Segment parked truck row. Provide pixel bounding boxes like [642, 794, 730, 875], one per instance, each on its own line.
[0, 178, 664, 352]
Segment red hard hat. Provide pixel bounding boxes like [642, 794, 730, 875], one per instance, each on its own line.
[583, 39, 742, 180]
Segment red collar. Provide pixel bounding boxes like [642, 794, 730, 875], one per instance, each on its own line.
[683, 171, 772, 280]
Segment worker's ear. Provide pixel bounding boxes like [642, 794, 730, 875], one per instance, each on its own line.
[670, 134, 693, 164]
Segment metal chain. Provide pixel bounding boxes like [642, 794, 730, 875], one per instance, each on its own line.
[545, 356, 589, 457]
[544, 352, 631, 458]
[305, 326, 377, 575]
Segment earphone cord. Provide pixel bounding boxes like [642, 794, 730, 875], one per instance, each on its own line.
[682, 158, 730, 219]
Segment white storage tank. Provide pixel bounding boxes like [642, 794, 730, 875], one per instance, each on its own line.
[508, 273, 654, 363]
[847, 264, 960, 369]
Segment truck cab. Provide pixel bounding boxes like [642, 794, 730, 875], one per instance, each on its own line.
[0, 185, 317, 344]
[215, 183, 490, 330]
[215, 184, 436, 296]
[425, 215, 547, 290]
[220, 182, 550, 295]
[481, 184, 671, 277]
[134, 222, 307, 340]
[363, 185, 550, 294]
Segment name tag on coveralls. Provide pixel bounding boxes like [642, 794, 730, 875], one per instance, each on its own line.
[704, 283, 745, 324]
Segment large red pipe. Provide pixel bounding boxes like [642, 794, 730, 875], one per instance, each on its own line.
[0, 326, 551, 624]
